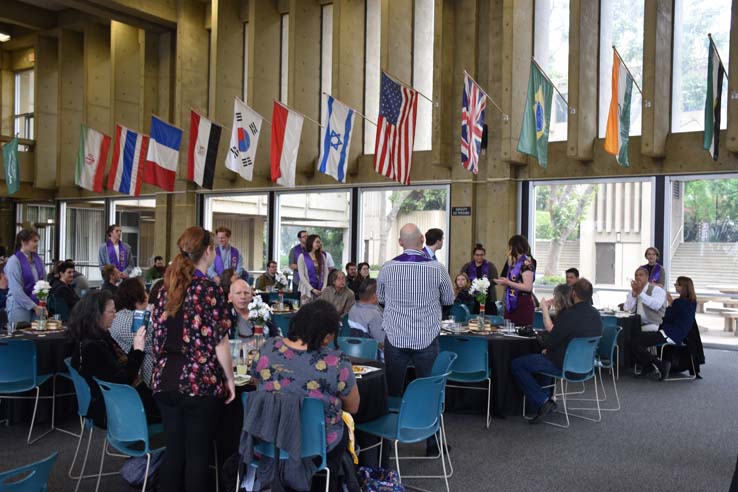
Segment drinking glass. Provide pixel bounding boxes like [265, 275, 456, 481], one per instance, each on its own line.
[7, 322, 16, 335]
[236, 355, 248, 376]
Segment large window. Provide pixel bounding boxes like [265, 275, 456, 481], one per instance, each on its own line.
[110, 198, 156, 268]
[243, 22, 249, 102]
[16, 203, 55, 265]
[363, 0, 381, 154]
[412, 0, 434, 151]
[280, 14, 289, 104]
[598, 0, 643, 138]
[276, 191, 351, 272]
[60, 200, 106, 282]
[14, 69, 34, 141]
[358, 186, 449, 270]
[203, 194, 269, 274]
[672, 0, 730, 133]
[533, 0, 569, 142]
[320, 3, 333, 110]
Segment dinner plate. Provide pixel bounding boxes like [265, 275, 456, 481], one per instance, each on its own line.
[234, 374, 252, 386]
[352, 365, 380, 376]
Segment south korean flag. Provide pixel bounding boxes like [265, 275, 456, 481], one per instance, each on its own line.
[225, 97, 263, 181]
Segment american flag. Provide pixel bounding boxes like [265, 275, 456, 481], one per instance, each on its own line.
[374, 72, 418, 185]
[461, 73, 487, 174]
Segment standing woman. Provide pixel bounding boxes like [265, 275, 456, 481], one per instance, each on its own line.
[641, 247, 666, 286]
[460, 244, 500, 314]
[151, 227, 235, 492]
[297, 234, 330, 305]
[6, 229, 46, 323]
[495, 235, 537, 326]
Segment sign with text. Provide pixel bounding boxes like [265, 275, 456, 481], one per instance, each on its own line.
[451, 206, 472, 216]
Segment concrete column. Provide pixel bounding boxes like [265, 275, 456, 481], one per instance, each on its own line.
[34, 34, 59, 189]
[157, 32, 174, 120]
[111, 21, 144, 131]
[727, 0, 738, 152]
[380, 0, 412, 83]
[58, 29, 84, 188]
[641, 0, 673, 157]
[84, 23, 112, 134]
[566, 0, 598, 161]
[154, 193, 170, 261]
[0, 51, 12, 136]
[169, 186, 197, 259]
[143, 30, 160, 133]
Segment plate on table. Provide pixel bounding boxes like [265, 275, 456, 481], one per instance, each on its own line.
[467, 320, 496, 333]
[234, 374, 252, 386]
[25, 320, 64, 332]
[352, 365, 381, 378]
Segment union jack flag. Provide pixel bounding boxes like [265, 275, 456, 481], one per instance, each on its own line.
[461, 73, 487, 174]
[374, 72, 418, 185]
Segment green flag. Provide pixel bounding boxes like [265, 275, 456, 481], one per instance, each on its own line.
[2, 137, 19, 196]
[517, 62, 554, 167]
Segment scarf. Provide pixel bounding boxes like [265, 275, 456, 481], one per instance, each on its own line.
[467, 260, 491, 280]
[213, 246, 239, 276]
[106, 240, 128, 271]
[505, 254, 529, 314]
[303, 252, 324, 290]
[642, 263, 662, 283]
[393, 250, 432, 262]
[15, 250, 44, 303]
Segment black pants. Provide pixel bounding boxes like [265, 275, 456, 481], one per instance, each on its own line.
[155, 391, 223, 492]
[629, 331, 667, 368]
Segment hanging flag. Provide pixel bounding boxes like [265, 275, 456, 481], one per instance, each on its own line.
[2, 137, 19, 196]
[604, 49, 634, 167]
[270, 101, 304, 188]
[704, 39, 725, 160]
[318, 94, 356, 183]
[226, 97, 262, 181]
[144, 116, 182, 191]
[108, 125, 149, 196]
[461, 73, 487, 174]
[187, 111, 222, 189]
[517, 62, 554, 167]
[76, 125, 110, 192]
[374, 72, 418, 185]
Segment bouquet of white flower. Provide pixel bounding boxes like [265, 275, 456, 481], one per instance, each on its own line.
[32, 280, 52, 303]
[469, 277, 491, 304]
[247, 297, 273, 325]
[274, 272, 289, 290]
[129, 266, 143, 278]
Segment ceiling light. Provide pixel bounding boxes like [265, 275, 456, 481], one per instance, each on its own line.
[0, 33, 10, 43]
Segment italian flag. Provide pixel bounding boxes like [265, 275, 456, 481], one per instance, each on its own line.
[604, 49, 633, 167]
[703, 39, 725, 161]
[76, 124, 111, 192]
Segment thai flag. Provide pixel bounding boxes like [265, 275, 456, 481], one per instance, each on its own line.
[108, 125, 149, 196]
[144, 116, 182, 191]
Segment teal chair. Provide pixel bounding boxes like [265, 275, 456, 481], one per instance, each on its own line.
[439, 336, 492, 429]
[0, 452, 58, 491]
[272, 313, 294, 337]
[449, 303, 471, 323]
[338, 337, 379, 359]
[601, 315, 620, 378]
[340, 314, 351, 337]
[486, 315, 505, 326]
[567, 326, 622, 413]
[533, 311, 545, 329]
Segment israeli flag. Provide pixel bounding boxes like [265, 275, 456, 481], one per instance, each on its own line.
[318, 94, 356, 183]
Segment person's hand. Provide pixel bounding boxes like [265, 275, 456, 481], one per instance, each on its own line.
[120, 272, 129, 279]
[133, 326, 147, 351]
[223, 378, 236, 404]
[33, 305, 46, 318]
[493, 278, 508, 286]
[630, 280, 641, 296]
[213, 275, 221, 285]
[540, 298, 552, 311]
[666, 291, 674, 306]
[312, 288, 322, 296]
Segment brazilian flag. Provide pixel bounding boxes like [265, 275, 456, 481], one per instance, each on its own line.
[517, 62, 554, 167]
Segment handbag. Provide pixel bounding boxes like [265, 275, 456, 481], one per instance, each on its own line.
[120, 449, 165, 490]
[357, 466, 405, 492]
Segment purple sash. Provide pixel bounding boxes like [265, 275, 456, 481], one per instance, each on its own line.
[193, 269, 207, 279]
[15, 250, 44, 303]
[303, 252, 324, 290]
[214, 246, 239, 275]
[393, 250, 432, 262]
[106, 240, 128, 271]
[642, 263, 662, 283]
[467, 260, 491, 280]
[505, 255, 529, 313]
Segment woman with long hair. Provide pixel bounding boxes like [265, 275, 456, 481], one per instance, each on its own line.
[460, 244, 499, 314]
[453, 272, 476, 314]
[6, 229, 46, 323]
[494, 235, 537, 326]
[297, 234, 330, 305]
[539, 284, 573, 332]
[151, 227, 235, 492]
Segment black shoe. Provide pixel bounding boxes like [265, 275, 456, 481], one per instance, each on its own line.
[659, 360, 671, 381]
[529, 399, 557, 424]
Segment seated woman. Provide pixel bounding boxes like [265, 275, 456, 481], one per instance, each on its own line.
[460, 244, 499, 314]
[453, 273, 476, 314]
[629, 276, 697, 380]
[109, 278, 155, 388]
[68, 290, 158, 427]
[350, 262, 371, 300]
[251, 300, 359, 484]
[49, 260, 80, 321]
[320, 269, 355, 317]
[539, 284, 573, 332]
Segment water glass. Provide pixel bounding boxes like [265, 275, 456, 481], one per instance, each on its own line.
[236, 356, 248, 376]
[53, 314, 62, 322]
[7, 322, 16, 335]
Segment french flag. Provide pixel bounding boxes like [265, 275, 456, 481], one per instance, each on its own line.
[144, 116, 182, 191]
[108, 125, 149, 196]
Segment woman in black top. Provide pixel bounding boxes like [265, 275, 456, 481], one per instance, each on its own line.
[49, 260, 79, 321]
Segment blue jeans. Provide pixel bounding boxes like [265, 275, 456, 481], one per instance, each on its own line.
[511, 354, 562, 410]
[384, 337, 439, 397]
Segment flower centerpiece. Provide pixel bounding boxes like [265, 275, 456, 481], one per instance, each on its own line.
[469, 277, 491, 326]
[274, 271, 289, 290]
[32, 280, 52, 329]
[247, 296, 273, 327]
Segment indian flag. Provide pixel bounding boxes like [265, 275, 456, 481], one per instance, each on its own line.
[75, 124, 111, 192]
[703, 39, 725, 161]
[604, 49, 633, 167]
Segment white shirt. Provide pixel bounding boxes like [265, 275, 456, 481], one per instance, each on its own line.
[624, 284, 667, 314]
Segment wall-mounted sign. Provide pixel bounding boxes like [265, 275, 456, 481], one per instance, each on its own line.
[451, 206, 471, 216]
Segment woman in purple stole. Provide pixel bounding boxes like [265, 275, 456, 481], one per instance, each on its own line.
[297, 234, 330, 305]
[641, 247, 666, 287]
[460, 244, 500, 313]
[6, 229, 47, 323]
[495, 235, 536, 326]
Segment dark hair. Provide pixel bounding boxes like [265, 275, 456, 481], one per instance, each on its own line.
[215, 226, 232, 237]
[0, 260, 5, 276]
[297, 230, 307, 239]
[220, 268, 235, 297]
[644, 247, 660, 259]
[328, 269, 345, 287]
[101, 264, 117, 283]
[358, 278, 378, 301]
[58, 260, 75, 274]
[267, 260, 277, 268]
[14, 229, 40, 252]
[473, 243, 486, 255]
[572, 278, 593, 303]
[154, 256, 163, 262]
[164, 226, 213, 316]
[287, 299, 341, 351]
[106, 224, 119, 238]
[508, 235, 531, 258]
[114, 278, 148, 311]
[357, 262, 370, 278]
[67, 290, 114, 342]
[345, 261, 356, 271]
[565, 268, 579, 278]
[148, 279, 164, 305]
[676, 276, 697, 303]
[425, 228, 444, 247]
[306, 234, 324, 279]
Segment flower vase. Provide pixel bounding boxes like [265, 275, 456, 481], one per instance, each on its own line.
[278, 290, 284, 310]
[478, 302, 486, 329]
[38, 300, 47, 330]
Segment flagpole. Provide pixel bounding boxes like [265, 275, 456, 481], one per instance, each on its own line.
[708, 33, 728, 73]
[320, 92, 378, 127]
[530, 57, 569, 107]
[612, 47, 643, 95]
[382, 69, 434, 104]
[275, 100, 324, 129]
[463, 70, 508, 118]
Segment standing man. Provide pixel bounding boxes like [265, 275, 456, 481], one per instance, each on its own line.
[98, 224, 134, 279]
[207, 226, 244, 284]
[288, 230, 308, 294]
[423, 228, 444, 260]
[565, 268, 579, 286]
[377, 223, 454, 455]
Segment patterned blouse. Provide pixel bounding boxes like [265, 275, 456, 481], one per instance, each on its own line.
[151, 277, 232, 397]
[251, 337, 356, 450]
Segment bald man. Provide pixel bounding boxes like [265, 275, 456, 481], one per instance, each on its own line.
[229, 279, 277, 338]
[376, 223, 454, 455]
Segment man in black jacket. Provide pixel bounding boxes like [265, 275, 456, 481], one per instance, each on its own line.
[511, 278, 603, 423]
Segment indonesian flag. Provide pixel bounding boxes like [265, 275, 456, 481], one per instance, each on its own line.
[144, 116, 182, 191]
[270, 101, 304, 188]
[76, 124, 110, 192]
[187, 110, 222, 189]
[108, 125, 149, 196]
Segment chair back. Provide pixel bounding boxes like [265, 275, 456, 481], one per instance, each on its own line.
[340, 314, 351, 337]
[431, 351, 457, 376]
[533, 311, 545, 329]
[561, 336, 601, 382]
[396, 373, 449, 442]
[450, 303, 470, 323]
[338, 337, 379, 360]
[272, 314, 293, 338]
[601, 315, 619, 328]
[93, 378, 151, 454]
[0, 452, 58, 492]
[0, 340, 38, 392]
[597, 325, 621, 368]
[439, 336, 489, 377]
[63, 358, 92, 419]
